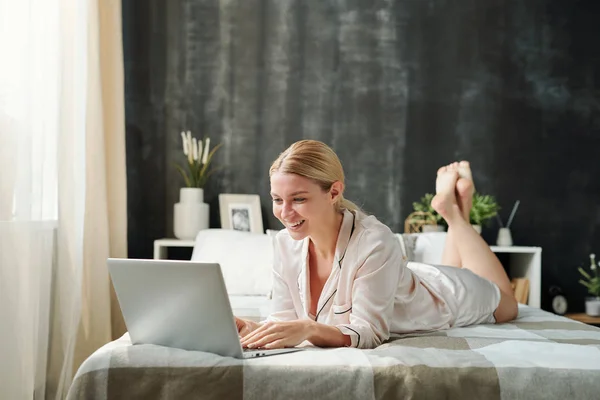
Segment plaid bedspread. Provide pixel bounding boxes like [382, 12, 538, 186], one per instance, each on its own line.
[67, 305, 600, 400]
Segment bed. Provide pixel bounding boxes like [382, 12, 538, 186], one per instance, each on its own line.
[67, 304, 600, 400]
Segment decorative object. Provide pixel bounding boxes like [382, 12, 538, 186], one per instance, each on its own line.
[496, 227, 513, 246]
[173, 188, 209, 239]
[496, 200, 519, 246]
[174, 131, 223, 188]
[219, 194, 264, 234]
[578, 253, 600, 316]
[469, 192, 500, 234]
[404, 211, 443, 233]
[549, 286, 568, 315]
[407, 194, 445, 233]
[586, 298, 600, 317]
[505, 200, 520, 228]
[172, 131, 223, 239]
[422, 224, 445, 233]
[511, 278, 530, 304]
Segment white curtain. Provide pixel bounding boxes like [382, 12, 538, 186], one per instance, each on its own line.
[0, 0, 127, 398]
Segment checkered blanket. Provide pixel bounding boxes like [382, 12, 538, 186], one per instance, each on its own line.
[67, 305, 600, 400]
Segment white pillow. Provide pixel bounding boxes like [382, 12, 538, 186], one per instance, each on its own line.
[411, 232, 447, 265]
[191, 229, 274, 296]
[396, 233, 416, 263]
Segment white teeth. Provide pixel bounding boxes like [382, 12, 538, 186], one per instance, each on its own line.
[289, 220, 305, 227]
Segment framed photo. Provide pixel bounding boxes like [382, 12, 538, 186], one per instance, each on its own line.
[218, 194, 264, 234]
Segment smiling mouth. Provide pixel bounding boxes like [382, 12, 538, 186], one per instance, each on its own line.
[287, 220, 305, 229]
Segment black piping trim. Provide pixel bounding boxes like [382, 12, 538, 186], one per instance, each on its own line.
[315, 290, 337, 321]
[316, 212, 357, 320]
[343, 326, 361, 348]
[338, 212, 356, 269]
[334, 306, 352, 314]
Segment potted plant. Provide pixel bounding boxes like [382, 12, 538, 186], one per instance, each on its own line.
[172, 131, 223, 239]
[578, 253, 600, 316]
[409, 193, 446, 232]
[469, 192, 500, 234]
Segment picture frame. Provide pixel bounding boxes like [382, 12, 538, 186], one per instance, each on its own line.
[218, 194, 264, 234]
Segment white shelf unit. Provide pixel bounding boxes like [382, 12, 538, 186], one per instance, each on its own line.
[153, 238, 542, 308]
[153, 238, 195, 260]
[490, 246, 542, 308]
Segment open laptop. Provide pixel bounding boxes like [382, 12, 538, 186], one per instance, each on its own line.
[107, 258, 302, 359]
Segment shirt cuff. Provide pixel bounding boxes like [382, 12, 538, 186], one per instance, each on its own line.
[335, 324, 362, 348]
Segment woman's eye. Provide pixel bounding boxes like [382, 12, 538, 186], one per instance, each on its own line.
[272, 198, 282, 204]
[293, 198, 305, 203]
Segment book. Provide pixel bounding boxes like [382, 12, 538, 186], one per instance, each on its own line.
[511, 278, 530, 304]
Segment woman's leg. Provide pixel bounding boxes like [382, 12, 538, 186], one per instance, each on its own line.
[440, 162, 474, 268]
[432, 167, 518, 323]
[441, 227, 461, 267]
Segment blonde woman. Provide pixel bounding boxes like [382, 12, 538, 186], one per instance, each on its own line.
[236, 140, 517, 349]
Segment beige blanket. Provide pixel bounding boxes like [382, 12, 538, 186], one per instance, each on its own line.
[67, 305, 600, 400]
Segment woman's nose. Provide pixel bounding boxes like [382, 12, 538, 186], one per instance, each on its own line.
[280, 202, 294, 218]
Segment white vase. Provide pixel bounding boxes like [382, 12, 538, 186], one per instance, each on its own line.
[472, 224, 482, 234]
[496, 227, 513, 246]
[422, 225, 445, 233]
[173, 188, 209, 240]
[585, 297, 600, 317]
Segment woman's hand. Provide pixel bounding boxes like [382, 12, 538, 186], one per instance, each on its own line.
[235, 317, 260, 337]
[240, 320, 315, 349]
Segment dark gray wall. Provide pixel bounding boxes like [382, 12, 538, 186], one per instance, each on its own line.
[123, 0, 600, 312]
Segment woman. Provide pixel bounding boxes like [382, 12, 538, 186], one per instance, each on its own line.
[236, 140, 518, 350]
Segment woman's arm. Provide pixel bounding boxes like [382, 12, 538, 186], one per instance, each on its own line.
[333, 228, 404, 349]
[306, 320, 352, 347]
[240, 319, 351, 349]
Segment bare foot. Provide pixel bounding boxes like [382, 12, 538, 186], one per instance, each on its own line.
[436, 162, 459, 178]
[456, 161, 475, 222]
[432, 167, 462, 223]
[437, 162, 471, 221]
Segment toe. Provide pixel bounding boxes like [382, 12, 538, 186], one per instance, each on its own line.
[456, 177, 474, 197]
[457, 161, 474, 182]
[437, 165, 447, 175]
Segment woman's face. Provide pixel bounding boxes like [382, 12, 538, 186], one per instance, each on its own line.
[270, 172, 338, 240]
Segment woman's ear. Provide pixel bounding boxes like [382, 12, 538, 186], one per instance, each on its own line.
[329, 181, 344, 204]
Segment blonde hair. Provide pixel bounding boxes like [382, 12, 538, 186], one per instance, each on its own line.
[269, 140, 361, 213]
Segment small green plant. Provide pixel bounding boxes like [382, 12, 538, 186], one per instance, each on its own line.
[579, 253, 600, 297]
[470, 192, 500, 226]
[410, 191, 499, 228]
[411, 193, 446, 226]
[174, 131, 223, 188]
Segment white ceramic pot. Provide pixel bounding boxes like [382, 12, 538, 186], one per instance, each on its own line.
[585, 297, 600, 317]
[496, 227, 513, 246]
[173, 188, 209, 240]
[471, 224, 482, 234]
[422, 225, 445, 233]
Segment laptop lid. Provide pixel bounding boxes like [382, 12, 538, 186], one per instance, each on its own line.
[108, 258, 244, 358]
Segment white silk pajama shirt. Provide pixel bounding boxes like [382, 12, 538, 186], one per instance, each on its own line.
[267, 209, 500, 349]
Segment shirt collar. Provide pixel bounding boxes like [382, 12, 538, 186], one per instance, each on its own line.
[334, 209, 356, 266]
